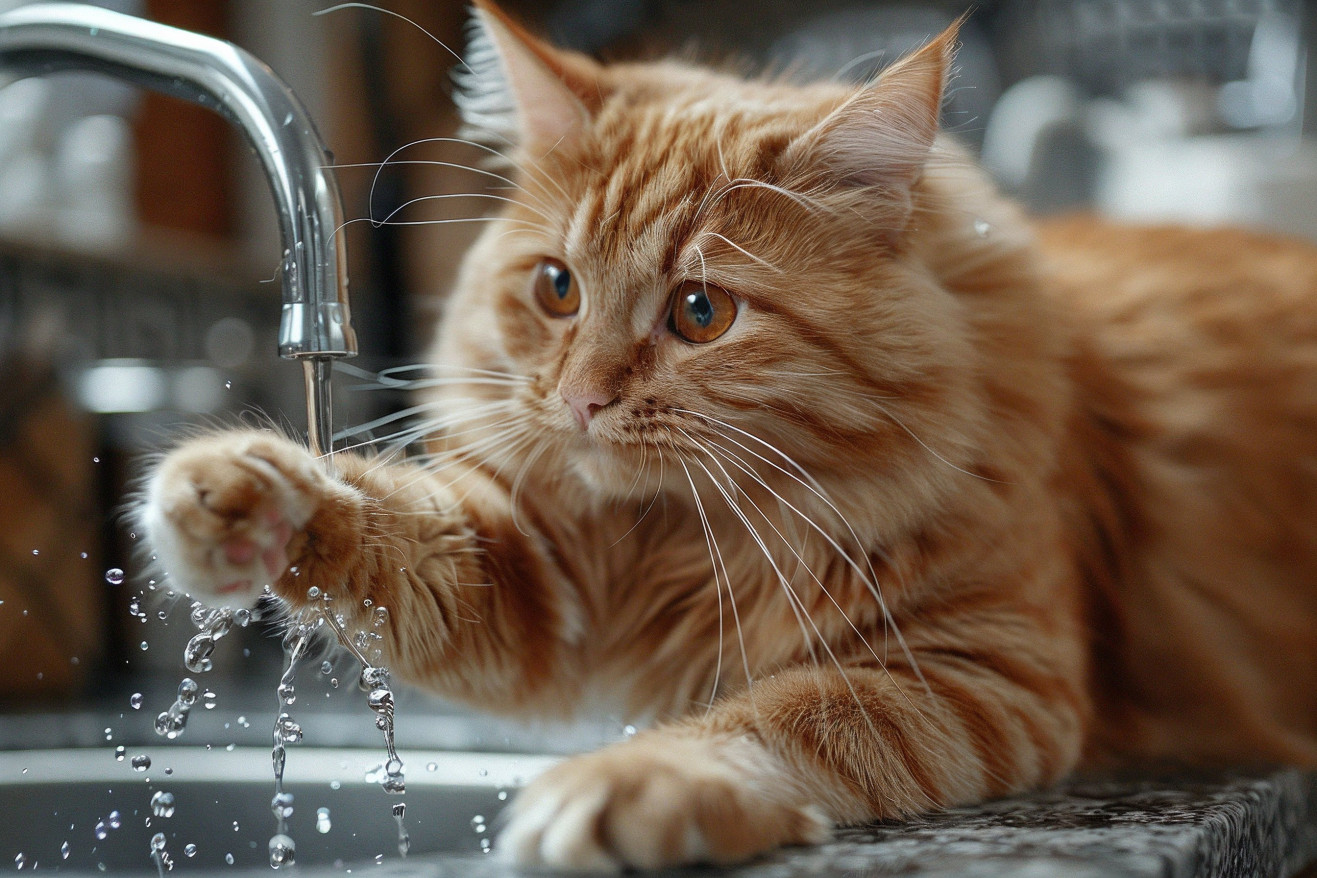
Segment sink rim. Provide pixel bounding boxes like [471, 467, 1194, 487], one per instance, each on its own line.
[0, 746, 561, 789]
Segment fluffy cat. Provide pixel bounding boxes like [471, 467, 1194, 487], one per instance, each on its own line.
[139, 1, 1317, 870]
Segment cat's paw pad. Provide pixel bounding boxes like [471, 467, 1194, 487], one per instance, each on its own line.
[499, 734, 829, 870]
[141, 431, 324, 607]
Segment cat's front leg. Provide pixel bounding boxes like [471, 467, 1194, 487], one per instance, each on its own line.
[141, 428, 576, 705]
[502, 645, 1085, 870]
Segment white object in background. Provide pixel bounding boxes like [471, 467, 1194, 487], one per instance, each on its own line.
[980, 76, 1082, 193]
[1096, 135, 1317, 241]
[0, 77, 54, 239]
[54, 113, 136, 252]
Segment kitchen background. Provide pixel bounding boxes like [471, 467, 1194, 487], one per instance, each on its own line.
[0, 0, 1309, 721]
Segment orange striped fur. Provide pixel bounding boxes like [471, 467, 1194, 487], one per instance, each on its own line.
[140, 4, 1317, 870]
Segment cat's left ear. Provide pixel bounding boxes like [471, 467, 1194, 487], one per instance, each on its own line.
[457, 0, 602, 158]
[783, 21, 958, 201]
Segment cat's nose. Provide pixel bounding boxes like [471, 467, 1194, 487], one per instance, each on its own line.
[559, 386, 617, 430]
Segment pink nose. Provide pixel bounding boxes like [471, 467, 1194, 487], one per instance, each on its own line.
[560, 386, 616, 430]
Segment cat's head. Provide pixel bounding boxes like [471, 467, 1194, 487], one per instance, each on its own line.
[431, 2, 993, 511]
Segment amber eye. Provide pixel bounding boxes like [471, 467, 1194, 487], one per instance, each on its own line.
[669, 281, 736, 343]
[533, 257, 580, 317]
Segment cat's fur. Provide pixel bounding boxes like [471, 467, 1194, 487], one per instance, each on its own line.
[139, 2, 1317, 870]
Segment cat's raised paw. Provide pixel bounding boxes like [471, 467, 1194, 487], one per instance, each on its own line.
[499, 733, 829, 871]
[140, 431, 328, 608]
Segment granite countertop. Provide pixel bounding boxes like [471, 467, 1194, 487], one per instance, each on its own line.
[406, 768, 1317, 878]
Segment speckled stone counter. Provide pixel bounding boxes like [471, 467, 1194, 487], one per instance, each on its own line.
[397, 768, 1317, 878]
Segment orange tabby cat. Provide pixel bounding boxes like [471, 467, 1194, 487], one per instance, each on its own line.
[139, 2, 1317, 870]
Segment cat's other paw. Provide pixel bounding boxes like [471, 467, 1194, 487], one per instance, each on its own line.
[140, 431, 334, 608]
[499, 733, 829, 871]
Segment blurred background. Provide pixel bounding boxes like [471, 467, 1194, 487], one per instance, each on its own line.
[0, 0, 1312, 736]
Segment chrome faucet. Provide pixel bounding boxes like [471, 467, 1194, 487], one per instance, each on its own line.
[0, 2, 357, 456]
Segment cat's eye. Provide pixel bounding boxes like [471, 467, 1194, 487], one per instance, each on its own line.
[533, 257, 580, 317]
[669, 281, 736, 343]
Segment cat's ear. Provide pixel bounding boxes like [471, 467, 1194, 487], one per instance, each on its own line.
[456, 0, 600, 157]
[783, 22, 958, 200]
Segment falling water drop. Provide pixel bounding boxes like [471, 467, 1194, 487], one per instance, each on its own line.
[315, 808, 331, 834]
[130, 755, 151, 772]
[183, 844, 196, 858]
[60, 841, 70, 860]
[105, 568, 124, 585]
[974, 218, 992, 237]
[113, 746, 125, 762]
[150, 791, 176, 818]
[393, 803, 410, 857]
[129, 693, 143, 710]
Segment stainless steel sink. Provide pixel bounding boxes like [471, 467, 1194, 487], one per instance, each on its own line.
[0, 747, 560, 875]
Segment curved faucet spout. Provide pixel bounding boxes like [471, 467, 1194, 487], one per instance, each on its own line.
[0, 2, 358, 454]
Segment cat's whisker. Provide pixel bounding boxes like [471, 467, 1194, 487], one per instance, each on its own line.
[683, 446, 884, 740]
[373, 191, 556, 229]
[675, 408, 931, 699]
[697, 435, 899, 679]
[675, 454, 749, 715]
[699, 231, 785, 274]
[506, 434, 551, 537]
[330, 157, 556, 218]
[868, 400, 1002, 484]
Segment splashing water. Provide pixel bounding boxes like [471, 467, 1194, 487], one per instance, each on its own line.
[393, 803, 410, 857]
[150, 791, 176, 819]
[149, 832, 170, 878]
[267, 623, 314, 869]
[154, 678, 198, 740]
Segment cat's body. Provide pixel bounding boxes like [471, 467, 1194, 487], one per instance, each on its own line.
[139, 3, 1317, 870]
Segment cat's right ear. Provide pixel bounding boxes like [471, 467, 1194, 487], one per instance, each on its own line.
[456, 1, 601, 157]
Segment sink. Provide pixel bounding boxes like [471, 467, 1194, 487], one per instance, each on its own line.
[0, 747, 560, 875]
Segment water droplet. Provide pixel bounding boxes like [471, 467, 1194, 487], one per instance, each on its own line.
[14, 853, 24, 869]
[130, 755, 151, 772]
[277, 681, 296, 705]
[268, 833, 295, 869]
[320, 660, 333, 675]
[94, 821, 108, 840]
[224, 380, 232, 390]
[480, 837, 492, 853]
[105, 568, 124, 586]
[202, 690, 218, 710]
[225, 853, 234, 865]
[471, 814, 486, 833]
[270, 792, 294, 820]
[108, 811, 122, 829]
[31, 549, 39, 556]
[177, 678, 198, 705]
[329, 780, 340, 791]
[497, 790, 508, 801]
[113, 746, 125, 761]
[306, 586, 320, 600]
[426, 762, 437, 772]
[140, 641, 149, 651]
[315, 807, 331, 833]
[974, 218, 992, 237]
[184, 844, 196, 858]
[129, 693, 143, 710]
[623, 724, 637, 737]
[60, 841, 70, 859]
[150, 791, 176, 818]
[150, 832, 167, 852]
